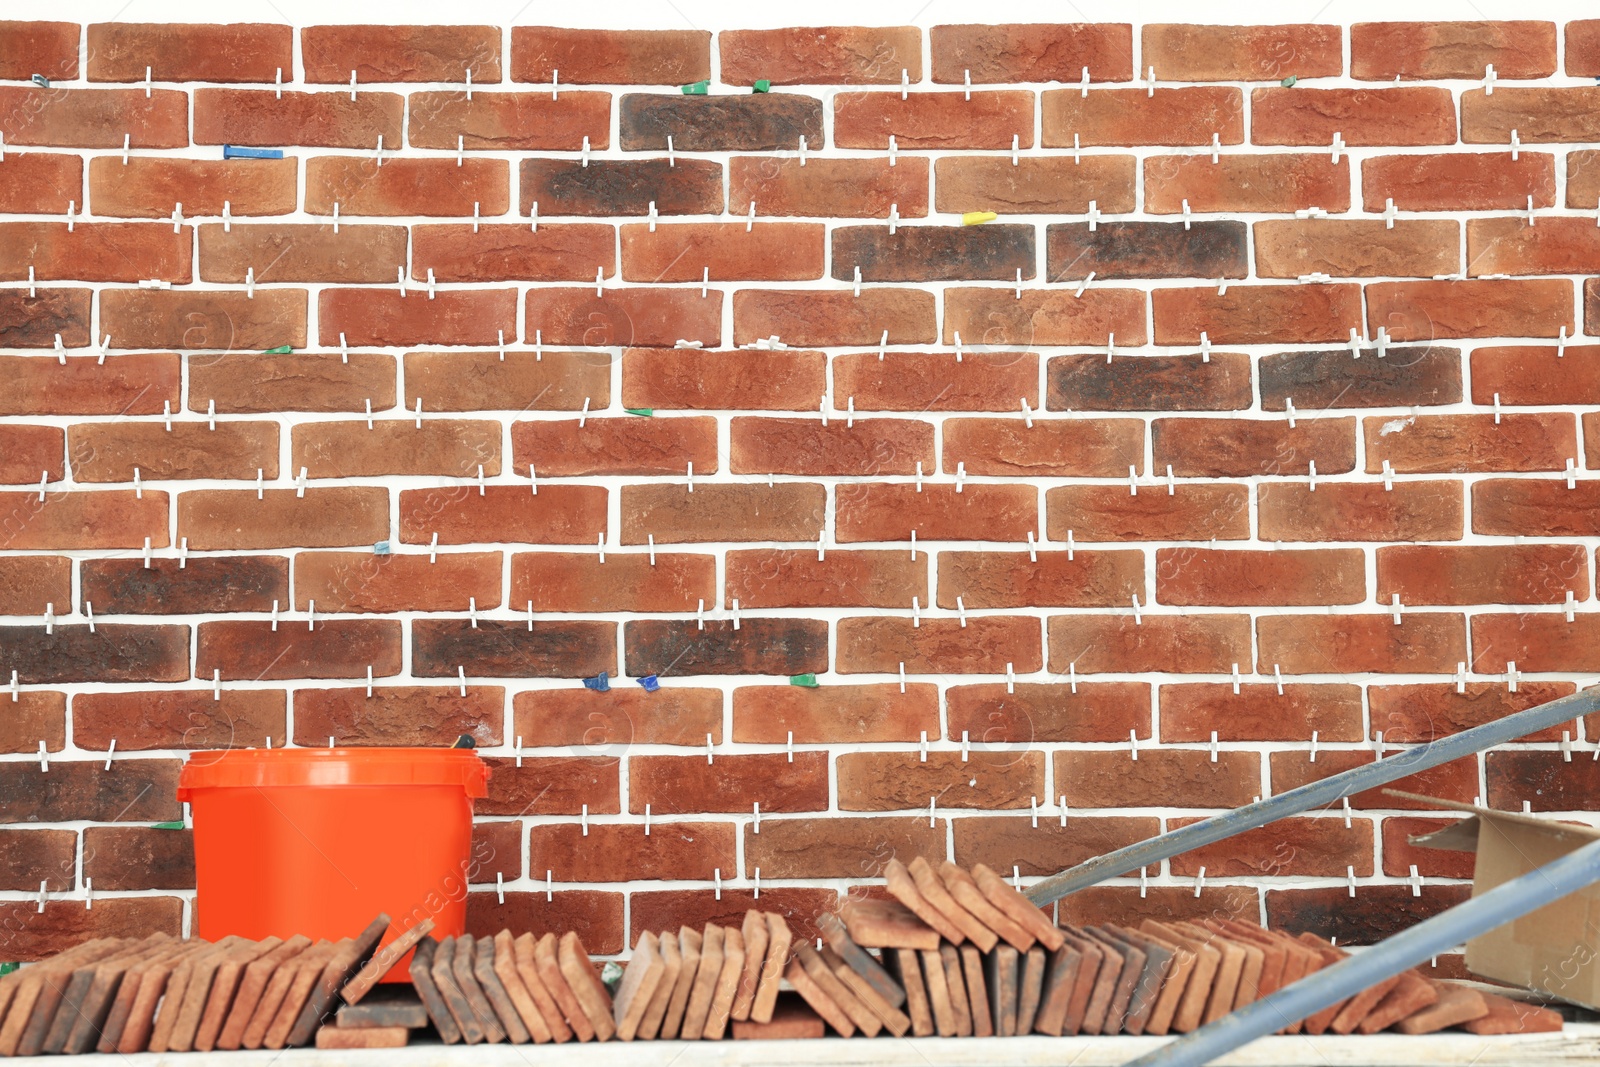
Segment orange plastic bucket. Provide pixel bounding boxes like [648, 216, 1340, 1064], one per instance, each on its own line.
[179, 747, 490, 967]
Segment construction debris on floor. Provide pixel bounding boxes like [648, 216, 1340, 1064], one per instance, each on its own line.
[0, 858, 1568, 1053]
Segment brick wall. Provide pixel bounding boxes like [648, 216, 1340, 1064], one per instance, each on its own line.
[2, 18, 1599, 961]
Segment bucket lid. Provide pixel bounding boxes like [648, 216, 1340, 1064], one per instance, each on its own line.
[178, 747, 490, 800]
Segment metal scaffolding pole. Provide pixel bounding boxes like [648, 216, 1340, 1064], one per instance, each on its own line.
[1026, 685, 1600, 906]
[1120, 834, 1600, 1067]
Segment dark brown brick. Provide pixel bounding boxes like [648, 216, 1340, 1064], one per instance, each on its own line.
[293, 686, 505, 747]
[520, 158, 723, 216]
[0, 829, 76, 891]
[945, 681, 1151, 743]
[744, 816, 943, 879]
[196, 619, 402, 681]
[624, 619, 829, 677]
[72, 689, 284, 751]
[0, 759, 181, 823]
[833, 225, 1035, 283]
[477, 756, 620, 816]
[529, 822, 734, 882]
[467, 892, 623, 956]
[1152, 416, 1356, 477]
[82, 826, 193, 890]
[1046, 353, 1251, 411]
[0, 898, 184, 962]
[952, 816, 1159, 877]
[838, 751, 1046, 811]
[1266, 885, 1470, 946]
[0, 289, 91, 349]
[0, 624, 188, 683]
[629, 753, 830, 813]
[1260, 347, 1462, 409]
[1046, 221, 1247, 281]
[1486, 750, 1600, 810]
[413, 619, 615, 679]
[80, 556, 287, 615]
[468, 822, 521, 884]
[619, 94, 823, 151]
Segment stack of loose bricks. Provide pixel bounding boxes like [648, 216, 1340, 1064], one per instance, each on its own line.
[6, 20, 1600, 964]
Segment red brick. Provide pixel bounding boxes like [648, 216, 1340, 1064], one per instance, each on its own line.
[621, 93, 822, 152]
[731, 683, 937, 743]
[1382, 816, 1476, 879]
[1142, 24, 1342, 81]
[1369, 681, 1577, 744]
[73, 689, 284, 750]
[81, 555, 286, 614]
[511, 28, 709, 84]
[413, 224, 613, 282]
[301, 25, 500, 82]
[1261, 346, 1462, 410]
[1462, 86, 1600, 143]
[1366, 261, 1578, 340]
[1270, 751, 1479, 810]
[730, 156, 927, 219]
[305, 156, 508, 216]
[414, 618, 615, 679]
[938, 549, 1144, 609]
[1364, 412, 1575, 473]
[1055, 750, 1260, 809]
[1472, 612, 1600, 673]
[0, 692, 65, 755]
[731, 416, 932, 476]
[929, 24, 1133, 83]
[721, 26, 921, 85]
[194, 88, 402, 148]
[192, 352, 396, 414]
[0, 827, 75, 891]
[840, 750, 1045, 811]
[835, 352, 1039, 412]
[513, 687, 723, 748]
[70, 421, 277, 481]
[625, 618, 827, 677]
[1049, 353, 1251, 413]
[630, 889, 836, 949]
[1047, 615, 1251, 675]
[952, 816, 1160, 878]
[944, 287, 1147, 346]
[835, 91, 1034, 150]
[936, 155, 1135, 215]
[1486, 750, 1600, 810]
[1471, 345, 1600, 405]
[198, 618, 401, 680]
[1049, 220, 1247, 280]
[199, 222, 406, 284]
[621, 221, 824, 282]
[836, 616, 1043, 675]
[630, 752, 828, 814]
[835, 483, 1036, 543]
[1590, 279, 1600, 336]
[88, 23, 290, 82]
[1351, 22, 1556, 79]
[513, 416, 715, 477]
[725, 548, 926, 609]
[294, 550, 501, 612]
[734, 288, 935, 346]
[528, 286, 723, 348]
[0, 289, 90, 349]
[82, 826, 194, 890]
[1362, 152, 1556, 211]
[1061, 885, 1259, 927]
[0, 21, 79, 80]
[178, 486, 389, 550]
[100, 288, 306, 350]
[529, 822, 734, 883]
[0, 220, 189, 282]
[946, 681, 1151, 743]
[0, 556, 69, 614]
[1156, 548, 1367, 607]
[0, 489, 167, 551]
[90, 156, 295, 219]
[513, 550, 714, 613]
[1252, 86, 1456, 145]
[1152, 284, 1362, 345]
[1572, 21, 1600, 76]
[1258, 613, 1467, 674]
[1255, 219, 1457, 278]
[293, 419, 500, 478]
[0, 899, 184, 963]
[0, 86, 185, 148]
[400, 485, 605, 546]
[622, 348, 824, 411]
[1045, 483, 1250, 542]
[1473, 477, 1600, 536]
[746, 817, 944, 879]
[1145, 154, 1351, 214]
[467, 892, 623, 956]
[406, 351, 606, 413]
[0, 625, 187, 683]
[0, 425, 63, 483]
[478, 756, 619, 816]
[837, 224, 1036, 283]
[621, 483, 822, 545]
[1160, 683, 1364, 743]
[1378, 544, 1587, 606]
[1171, 817, 1373, 878]
[0, 152, 80, 214]
[1258, 481, 1465, 542]
[1044, 87, 1244, 147]
[522, 157, 722, 217]
[1467, 216, 1600, 276]
[293, 685, 504, 747]
[468, 822, 520, 884]
[1152, 416, 1355, 477]
[318, 287, 516, 347]
[409, 91, 610, 151]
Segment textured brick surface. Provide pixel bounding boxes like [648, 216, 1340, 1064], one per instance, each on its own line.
[4, 18, 1596, 950]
